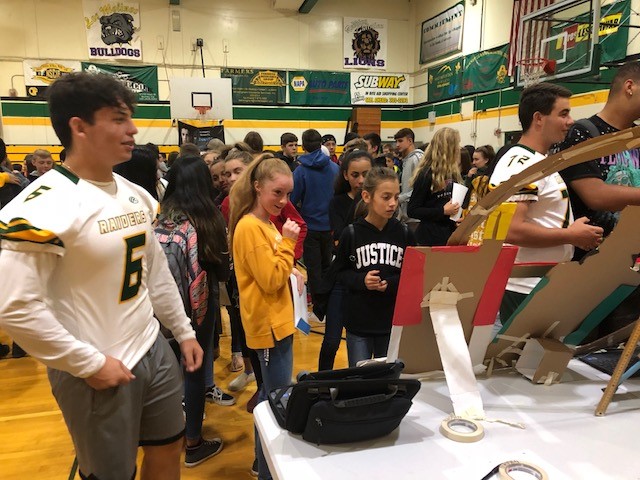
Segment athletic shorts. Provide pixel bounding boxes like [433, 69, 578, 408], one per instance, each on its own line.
[48, 334, 184, 480]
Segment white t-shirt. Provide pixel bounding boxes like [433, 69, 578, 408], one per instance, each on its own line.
[489, 144, 574, 294]
[0, 166, 194, 377]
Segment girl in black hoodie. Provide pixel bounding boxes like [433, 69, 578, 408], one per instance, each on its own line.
[334, 167, 416, 367]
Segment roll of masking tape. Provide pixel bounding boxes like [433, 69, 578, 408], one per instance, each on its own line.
[498, 460, 548, 480]
[439, 416, 484, 443]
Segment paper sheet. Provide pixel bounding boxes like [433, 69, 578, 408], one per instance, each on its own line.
[290, 273, 310, 335]
[450, 183, 468, 221]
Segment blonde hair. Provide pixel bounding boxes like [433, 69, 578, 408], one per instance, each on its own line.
[411, 127, 462, 192]
[228, 153, 291, 247]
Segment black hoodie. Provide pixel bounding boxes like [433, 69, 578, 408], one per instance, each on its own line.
[335, 216, 415, 337]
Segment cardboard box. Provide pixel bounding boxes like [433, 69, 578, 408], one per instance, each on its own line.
[515, 338, 574, 384]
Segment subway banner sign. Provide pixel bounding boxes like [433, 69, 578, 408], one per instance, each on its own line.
[350, 73, 410, 105]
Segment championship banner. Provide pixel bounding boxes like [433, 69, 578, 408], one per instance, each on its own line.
[428, 58, 463, 102]
[83, 1, 142, 61]
[343, 18, 388, 70]
[23, 60, 81, 98]
[420, 2, 465, 64]
[221, 68, 286, 105]
[350, 72, 409, 105]
[462, 45, 510, 95]
[289, 71, 350, 106]
[81, 62, 158, 101]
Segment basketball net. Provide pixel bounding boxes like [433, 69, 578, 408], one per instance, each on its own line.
[194, 106, 211, 122]
[516, 58, 556, 87]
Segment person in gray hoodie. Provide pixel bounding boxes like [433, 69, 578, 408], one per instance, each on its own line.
[291, 129, 339, 314]
[394, 128, 423, 228]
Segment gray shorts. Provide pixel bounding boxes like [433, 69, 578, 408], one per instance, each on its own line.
[48, 334, 184, 480]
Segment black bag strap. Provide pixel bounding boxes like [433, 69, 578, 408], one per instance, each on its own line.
[574, 118, 600, 139]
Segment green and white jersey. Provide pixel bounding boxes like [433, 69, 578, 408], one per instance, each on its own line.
[489, 144, 573, 294]
[0, 166, 194, 375]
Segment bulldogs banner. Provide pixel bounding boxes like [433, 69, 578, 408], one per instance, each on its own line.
[83, 1, 142, 61]
[343, 18, 387, 70]
[350, 73, 409, 105]
[23, 60, 81, 98]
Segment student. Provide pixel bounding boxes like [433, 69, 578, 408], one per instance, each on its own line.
[155, 155, 230, 467]
[407, 127, 463, 246]
[462, 145, 496, 219]
[321, 133, 339, 163]
[363, 132, 382, 157]
[29, 148, 54, 182]
[244, 131, 264, 154]
[489, 83, 603, 322]
[291, 129, 339, 314]
[318, 150, 373, 371]
[334, 167, 415, 367]
[394, 127, 424, 227]
[275, 132, 299, 171]
[228, 154, 303, 480]
[0, 72, 202, 480]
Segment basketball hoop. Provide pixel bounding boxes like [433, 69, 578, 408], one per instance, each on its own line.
[194, 105, 211, 121]
[516, 58, 557, 87]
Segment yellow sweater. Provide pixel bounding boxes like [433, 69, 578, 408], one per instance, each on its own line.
[233, 214, 296, 349]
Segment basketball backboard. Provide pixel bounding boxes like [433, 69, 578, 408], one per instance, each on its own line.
[516, 0, 602, 87]
[169, 77, 233, 120]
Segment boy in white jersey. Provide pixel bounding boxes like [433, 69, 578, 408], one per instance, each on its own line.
[0, 73, 202, 480]
[489, 82, 603, 323]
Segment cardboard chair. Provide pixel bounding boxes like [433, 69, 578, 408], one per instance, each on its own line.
[389, 126, 640, 378]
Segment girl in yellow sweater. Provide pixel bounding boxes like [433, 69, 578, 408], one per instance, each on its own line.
[229, 154, 301, 480]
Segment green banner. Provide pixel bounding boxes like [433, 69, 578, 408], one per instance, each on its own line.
[462, 45, 510, 95]
[428, 58, 463, 102]
[549, 0, 630, 75]
[81, 62, 158, 101]
[289, 71, 350, 106]
[221, 68, 286, 105]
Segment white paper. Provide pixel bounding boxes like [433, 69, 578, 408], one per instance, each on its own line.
[290, 274, 310, 335]
[450, 183, 469, 221]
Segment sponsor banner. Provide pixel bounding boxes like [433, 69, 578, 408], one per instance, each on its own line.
[82, 62, 158, 101]
[343, 17, 388, 70]
[178, 121, 225, 150]
[462, 45, 510, 95]
[221, 68, 286, 105]
[350, 72, 409, 105]
[83, 1, 142, 61]
[420, 2, 464, 64]
[289, 71, 350, 106]
[428, 58, 463, 102]
[23, 60, 81, 98]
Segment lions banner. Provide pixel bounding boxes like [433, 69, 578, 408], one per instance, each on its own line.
[428, 58, 463, 102]
[289, 71, 350, 106]
[81, 62, 158, 101]
[221, 68, 286, 105]
[350, 73, 409, 105]
[462, 45, 510, 95]
[83, 1, 142, 61]
[343, 18, 388, 70]
[23, 60, 81, 98]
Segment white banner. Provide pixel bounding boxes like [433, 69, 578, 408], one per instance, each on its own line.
[343, 17, 387, 70]
[83, 1, 142, 61]
[23, 60, 81, 97]
[350, 72, 409, 105]
[420, 2, 465, 64]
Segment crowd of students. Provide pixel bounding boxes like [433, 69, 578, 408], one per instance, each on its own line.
[1, 63, 640, 480]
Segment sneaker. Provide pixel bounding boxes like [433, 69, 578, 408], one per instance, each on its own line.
[0, 343, 10, 359]
[12, 343, 27, 358]
[205, 386, 236, 406]
[228, 371, 256, 392]
[229, 353, 244, 372]
[184, 438, 223, 467]
[250, 458, 258, 477]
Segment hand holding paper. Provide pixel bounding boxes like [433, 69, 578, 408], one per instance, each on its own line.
[449, 183, 468, 221]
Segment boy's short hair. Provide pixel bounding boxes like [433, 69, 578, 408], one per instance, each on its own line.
[280, 132, 298, 146]
[302, 129, 322, 152]
[363, 132, 381, 151]
[47, 72, 136, 149]
[393, 128, 415, 141]
[519, 82, 571, 132]
[610, 61, 640, 95]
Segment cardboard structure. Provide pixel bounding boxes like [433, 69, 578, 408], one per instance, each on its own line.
[389, 125, 640, 378]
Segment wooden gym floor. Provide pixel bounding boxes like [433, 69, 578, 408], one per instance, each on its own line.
[0, 315, 346, 479]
